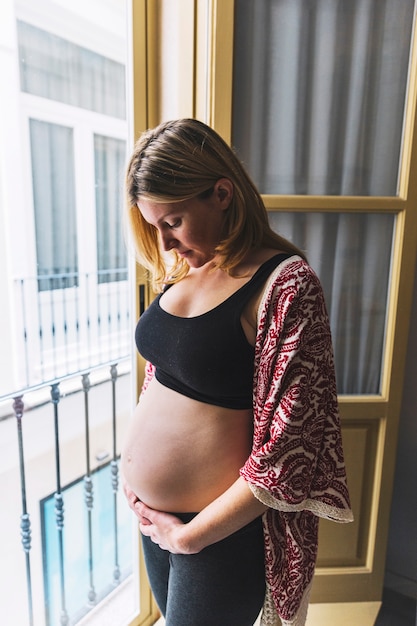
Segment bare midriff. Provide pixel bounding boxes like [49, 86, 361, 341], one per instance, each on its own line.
[121, 377, 254, 513]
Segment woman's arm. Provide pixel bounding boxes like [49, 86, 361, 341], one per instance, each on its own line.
[134, 476, 268, 554]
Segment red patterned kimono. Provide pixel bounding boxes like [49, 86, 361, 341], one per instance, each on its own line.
[240, 256, 353, 625]
[141, 255, 353, 626]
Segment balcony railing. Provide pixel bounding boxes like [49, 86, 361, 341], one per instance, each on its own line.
[9, 269, 131, 394]
[1, 270, 138, 626]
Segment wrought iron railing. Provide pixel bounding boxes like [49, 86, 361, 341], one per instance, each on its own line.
[9, 269, 131, 393]
[1, 270, 136, 626]
[2, 361, 134, 626]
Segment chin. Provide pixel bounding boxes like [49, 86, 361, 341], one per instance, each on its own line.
[191, 258, 213, 268]
[180, 250, 215, 268]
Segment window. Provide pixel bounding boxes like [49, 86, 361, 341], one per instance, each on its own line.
[0, 2, 139, 625]
[94, 134, 127, 284]
[231, 0, 414, 394]
[17, 20, 126, 118]
[30, 119, 78, 290]
[12, 10, 128, 384]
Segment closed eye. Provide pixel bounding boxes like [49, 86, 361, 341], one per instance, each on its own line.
[166, 219, 181, 229]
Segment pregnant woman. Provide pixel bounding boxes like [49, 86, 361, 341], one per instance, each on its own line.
[121, 118, 353, 626]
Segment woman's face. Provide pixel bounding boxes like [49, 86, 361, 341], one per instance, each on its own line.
[138, 179, 233, 268]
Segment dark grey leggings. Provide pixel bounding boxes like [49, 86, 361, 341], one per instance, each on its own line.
[141, 513, 266, 626]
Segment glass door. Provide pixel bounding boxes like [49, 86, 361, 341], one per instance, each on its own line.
[201, 0, 417, 606]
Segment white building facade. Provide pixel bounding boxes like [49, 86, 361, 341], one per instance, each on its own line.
[0, 0, 129, 398]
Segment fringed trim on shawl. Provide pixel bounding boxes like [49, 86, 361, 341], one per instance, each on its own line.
[260, 582, 313, 626]
[248, 483, 354, 523]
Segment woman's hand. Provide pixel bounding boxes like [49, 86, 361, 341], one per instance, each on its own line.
[122, 477, 142, 514]
[122, 480, 194, 553]
[135, 501, 196, 554]
[123, 476, 268, 555]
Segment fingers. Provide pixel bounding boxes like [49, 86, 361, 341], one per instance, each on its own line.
[121, 479, 143, 518]
[125, 489, 139, 510]
[135, 501, 152, 519]
[139, 520, 168, 551]
[122, 478, 136, 501]
[137, 508, 187, 553]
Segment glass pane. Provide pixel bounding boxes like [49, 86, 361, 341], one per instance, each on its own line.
[30, 119, 78, 290]
[17, 20, 126, 119]
[269, 211, 395, 394]
[94, 134, 127, 284]
[232, 0, 415, 196]
[41, 463, 133, 626]
[1, 2, 135, 625]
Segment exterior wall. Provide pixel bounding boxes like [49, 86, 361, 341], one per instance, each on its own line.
[0, 0, 128, 401]
[0, 0, 30, 395]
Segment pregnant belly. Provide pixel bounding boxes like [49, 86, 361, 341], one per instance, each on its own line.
[121, 379, 253, 512]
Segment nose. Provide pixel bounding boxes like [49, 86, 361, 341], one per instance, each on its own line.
[159, 230, 177, 252]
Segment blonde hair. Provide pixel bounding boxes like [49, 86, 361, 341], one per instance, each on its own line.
[125, 118, 305, 291]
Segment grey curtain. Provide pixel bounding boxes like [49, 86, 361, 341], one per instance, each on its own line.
[232, 0, 415, 394]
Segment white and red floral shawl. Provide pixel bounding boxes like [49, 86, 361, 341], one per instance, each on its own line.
[240, 256, 353, 626]
[141, 255, 353, 626]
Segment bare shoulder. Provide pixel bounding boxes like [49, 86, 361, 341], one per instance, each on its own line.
[240, 249, 291, 343]
[238, 248, 288, 275]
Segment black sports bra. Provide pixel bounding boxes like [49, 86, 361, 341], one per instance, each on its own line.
[135, 253, 291, 409]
